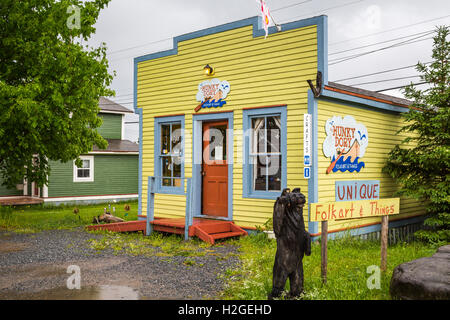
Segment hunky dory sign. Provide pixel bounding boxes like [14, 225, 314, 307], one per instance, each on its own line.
[195, 78, 230, 112]
[323, 115, 369, 174]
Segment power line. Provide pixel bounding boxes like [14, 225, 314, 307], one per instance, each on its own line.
[329, 14, 450, 47]
[271, 0, 312, 13]
[334, 61, 432, 82]
[376, 81, 428, 92]
[108, 1, 366, 62]
[329, 35, 433, 66]
[106, 0, 313, 57]
[329, 32, 433, 62]
[349, 75, 421, 87]
[329, 30, 433, 56]
[280, 0, 366, 22]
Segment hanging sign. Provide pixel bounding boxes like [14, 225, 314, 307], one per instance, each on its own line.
[310, 198, 400, 222]
[322, 115, 369, 174]
[195, 78, 230, 112]
[303, 114, 312, 167]
[335, 180, 380, 201]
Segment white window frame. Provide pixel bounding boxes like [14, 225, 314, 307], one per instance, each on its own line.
[73, 156, 94, 182]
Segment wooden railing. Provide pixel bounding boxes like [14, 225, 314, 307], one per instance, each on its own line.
[146, 176, 194, 240]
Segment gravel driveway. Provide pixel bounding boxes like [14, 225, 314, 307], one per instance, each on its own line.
[0, 228, 240, 300]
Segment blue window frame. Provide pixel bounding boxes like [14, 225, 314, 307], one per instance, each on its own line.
[154, 115, 185, 194]
[243, 106, 287, 199]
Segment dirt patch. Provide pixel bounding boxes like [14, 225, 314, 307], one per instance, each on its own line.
[0, 242, 29, 253]
[0, 229, 240, 300]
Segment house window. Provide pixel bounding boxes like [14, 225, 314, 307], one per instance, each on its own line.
[243, 106, 287, 199]
[155, 116, 185, 193]
[73, 156, 94, 182]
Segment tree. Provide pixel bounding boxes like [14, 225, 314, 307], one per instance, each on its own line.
[383, 26, 449, 244]
[0, 0, 114, 189]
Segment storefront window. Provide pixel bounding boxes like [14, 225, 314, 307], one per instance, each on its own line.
[155, 116, 185, 193]
[250, 116, 281, 191]
[243, 106, 287, 199]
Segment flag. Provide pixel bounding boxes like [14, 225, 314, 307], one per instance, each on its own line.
[259, 0, 272, 38]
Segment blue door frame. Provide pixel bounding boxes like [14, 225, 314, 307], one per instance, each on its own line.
[192, 112, 234, 221]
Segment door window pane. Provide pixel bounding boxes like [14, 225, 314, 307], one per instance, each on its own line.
[207, 126, 227, 161]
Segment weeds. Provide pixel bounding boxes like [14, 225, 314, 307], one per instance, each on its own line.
[86, 230, 213, 260]
[220, 232, 436, 300]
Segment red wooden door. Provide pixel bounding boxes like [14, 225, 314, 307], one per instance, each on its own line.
[202, 120, 228, 217]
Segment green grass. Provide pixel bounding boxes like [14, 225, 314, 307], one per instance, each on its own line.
[0, 200, 138, 233]
[0, 202, 438, 299]
[219, 233, 437, 300]
[86, 230, 213, 259]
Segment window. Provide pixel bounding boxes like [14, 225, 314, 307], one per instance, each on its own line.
[73, 156, 94, 182]
[155, 116, 185, 193]
[243, 106, 287, 199]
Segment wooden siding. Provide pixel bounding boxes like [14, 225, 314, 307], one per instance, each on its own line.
[0, 177, 22, 197]
[137, 24, 318, 229]
[47, 155, 138, 197]
[316, 99, 425, 233]
[97, 113, 122, 140]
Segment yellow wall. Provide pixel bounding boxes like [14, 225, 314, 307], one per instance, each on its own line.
[316, 99, 424, 233]
[137, 23, 319, 229]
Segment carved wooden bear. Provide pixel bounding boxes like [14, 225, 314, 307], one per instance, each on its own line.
[268, 188, 311, 299]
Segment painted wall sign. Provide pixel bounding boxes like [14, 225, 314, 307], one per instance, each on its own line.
[310, 198, 400, 222]
[335, 180, 380, 202]
[323, 115, 369, 174]
[303, 113, 312, 166]
[195, 78, 230, 111]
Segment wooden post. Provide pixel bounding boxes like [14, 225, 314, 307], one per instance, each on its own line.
[380, 215, 389, 272]
[321, 220, 328, 284]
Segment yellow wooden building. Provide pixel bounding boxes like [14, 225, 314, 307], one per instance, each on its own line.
[133, 15, 425, 240]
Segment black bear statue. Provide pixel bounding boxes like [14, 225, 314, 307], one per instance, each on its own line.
[268, 188, 311, 299]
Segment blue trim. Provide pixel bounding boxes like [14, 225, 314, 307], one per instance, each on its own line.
[134, 15, 327, 76]
[134, 107, 143, 215]
[133, 15, 328, 214]
[242, 106, 287, 200]
[192, 112, 234, 220]
[307, 90, 319, 234]
[153, 115, 186, 195]
[133, 56, 143, 215]
[146, 176, 154, 236]
[321, 89, 409, 114]
[317, 15, 328, 86]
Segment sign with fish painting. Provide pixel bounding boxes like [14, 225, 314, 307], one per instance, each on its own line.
[195, 78, 230, 112]
[323, 115, 369, 174]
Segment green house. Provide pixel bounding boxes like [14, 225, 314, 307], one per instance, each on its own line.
[0, 97, 139, 205]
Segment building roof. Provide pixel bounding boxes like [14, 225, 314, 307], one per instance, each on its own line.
[326, 81, 412, 108]
[93, 139, 139, 153]
[99, 97, 134, 114]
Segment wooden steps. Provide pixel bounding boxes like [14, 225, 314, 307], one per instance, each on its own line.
[192, 221, 247, 245]
[85, 217, 247, 245]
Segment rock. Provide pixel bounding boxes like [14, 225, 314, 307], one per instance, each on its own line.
[390, 245, 450, 300]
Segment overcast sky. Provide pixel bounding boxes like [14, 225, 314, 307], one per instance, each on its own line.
[86, 0, 450, 142]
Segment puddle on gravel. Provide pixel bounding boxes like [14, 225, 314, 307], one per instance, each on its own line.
[3, 285, 142, 300]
